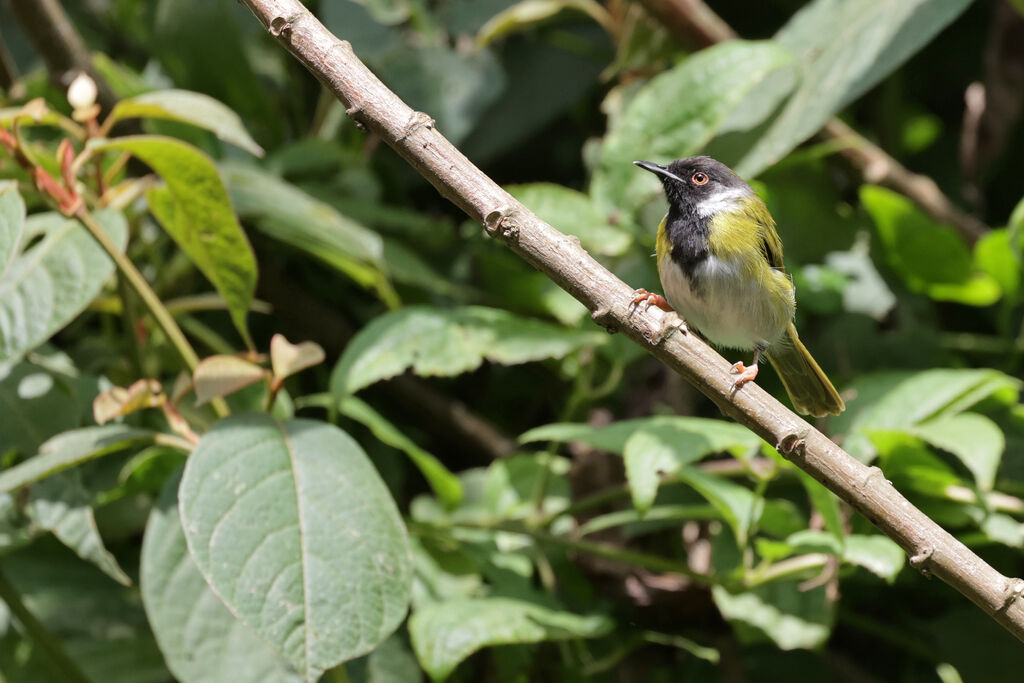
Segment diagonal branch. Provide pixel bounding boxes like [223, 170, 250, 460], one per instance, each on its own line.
[636, 0, 989, 245]
[238, 0, 1024, 640]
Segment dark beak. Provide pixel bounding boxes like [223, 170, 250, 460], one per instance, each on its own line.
[633, 160, 683, 183]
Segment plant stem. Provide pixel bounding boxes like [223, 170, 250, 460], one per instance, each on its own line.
[74, 206, 228, 417]
[0, 568, 92, 683]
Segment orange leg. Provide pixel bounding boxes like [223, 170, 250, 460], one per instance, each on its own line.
[630, 288, 673, 312]
[730, 348, 763, 390]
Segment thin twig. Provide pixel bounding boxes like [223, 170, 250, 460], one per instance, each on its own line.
[239, 0, 1024, 641]
[634, 0, 989, 245]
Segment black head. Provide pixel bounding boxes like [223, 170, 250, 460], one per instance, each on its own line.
[634, 156, 750, 210]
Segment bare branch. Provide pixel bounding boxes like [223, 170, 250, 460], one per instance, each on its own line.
[635, 0, 989, 244]
[238, 0, 1024, 640]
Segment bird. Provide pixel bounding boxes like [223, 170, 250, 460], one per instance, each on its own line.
[631, 156, 844, 417]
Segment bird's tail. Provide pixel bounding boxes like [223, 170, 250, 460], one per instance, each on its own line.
[766, 324, 844, 417]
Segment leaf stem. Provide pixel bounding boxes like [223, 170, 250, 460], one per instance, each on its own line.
[0, 568, 93, 683]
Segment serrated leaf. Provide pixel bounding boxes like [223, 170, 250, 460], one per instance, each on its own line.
[408, 597, 612, 680]
[270, 334, 325, 382]
[107, 89, 264, 156]
[593, 40, 793, 212]
[505, 183, 631, 257]
[28, 469, 131, 586]
[192, 355, 265, 406]
[843, 534, 904, 583]
[0, 210, 128, 364]
[0, 183, 25, 278]
[330, 306, 604, 396]
[90, 136, 257, 346]
[179, 414, 413, 681]
[911, 413, 1004, 491]
[712, 582, 833, 650]
[340, 396, 462, 508]
[862, 185, 1000, 305]
[677, 467, 762, 548]
[734, 0, 973, 176]
[621, 422, 761, 515]
[223, 163, 391, 298]
[141, 470, 302, 683]
[0, 426, 155, 495]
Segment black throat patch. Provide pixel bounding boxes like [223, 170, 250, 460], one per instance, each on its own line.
[665, 203, 710, 283]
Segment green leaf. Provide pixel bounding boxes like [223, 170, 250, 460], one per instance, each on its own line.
[352, 0, 411, 25]
[476, 0, 609, 46]
[861, 185, 1000, 305]
[0, 360, 80, 458]
[621, 421, 761, 514]
[593, 40, 794, 212]
[734, 0, 973, 176]
[0, 183, 25, 277]
[178, 414, 413, 680]
[0, 426, 156, 495]
[408, 597, 612, 680]
[974, 229, 1022, 301]
[339, 396, 463, 508]
[712, 582, 833, 650]
[831, 369, 1019, 463]
[505, 183, 631, 257]
[330, 306, 604, 395]
[842, 534, 904, 583]
[0, 210, 128, 363]
[677, 467, 762, 548]
[141, 470, 302, 683]
[346, 633, 422, 683]
[521, 416, 761, 454]
[27, 470, 131, 586]
[223, 163, 392, 301]
[911, 413, 1005, 491]
[90, 136, 257, 346]
[106, 89, 264, 156]
[795, 471, 843, 541]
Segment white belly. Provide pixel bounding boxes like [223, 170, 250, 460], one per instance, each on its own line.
[659, 254, 794, 351]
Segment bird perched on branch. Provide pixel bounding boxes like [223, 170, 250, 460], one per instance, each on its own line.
[631, 156, 844, 417]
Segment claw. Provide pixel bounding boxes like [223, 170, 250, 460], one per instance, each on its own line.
[630, 288, 673, 313]
[730, 361, 759, 389]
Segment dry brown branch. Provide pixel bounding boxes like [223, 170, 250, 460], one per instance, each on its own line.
[238, 0, 1024, 641]
[635, 0, 989, 244]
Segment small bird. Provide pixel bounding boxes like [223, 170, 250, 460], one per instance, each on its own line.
[631, 156, 844, 417]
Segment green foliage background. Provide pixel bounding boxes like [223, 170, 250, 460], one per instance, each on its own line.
[1, 0, 1024, 681]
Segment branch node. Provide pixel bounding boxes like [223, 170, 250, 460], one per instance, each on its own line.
[345, 105, 367, 131]
[910, 546, 934, 577]
[777, 430, 808, 455]
[269, 15, 296, 37]
[590, 306, 617, 334]
[484, 207, 521, 243]
[858, 465, 889, 490]
[399, 111, 435, 142]
[1000, 579, 1024, 611]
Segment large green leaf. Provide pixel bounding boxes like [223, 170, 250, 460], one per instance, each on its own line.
[408, 597, 612, 680]
[0, 360, 80, 458]
[90, 136, 257, 346]
[677, 467, 762, 548]
[830, 369, 1019, 463]
[178, 414, 413, 681]
[862, 186, 1000, 305]
[910, 413, 1005, 491]
[505, 183, 631, 257]
[712, 582, 833, 650]
[141, 471, 302, 683]
[0, 210, 127, 364]
[28, 470, 131, 586]
[330, 306, 604, 396]
[521, 416, 761, 454]
[593, 40, 793, 212]
[0, 425, 155, 495]
[340, 396, 463, 508]
[0, 183, 25, 277]
[106, 89, 263, 156]
[223, 164, 391, 298]
[843, 534, 905, 583]
[734, 0, 973, 176]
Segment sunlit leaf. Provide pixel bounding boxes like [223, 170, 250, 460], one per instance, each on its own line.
[107, 89, 264, 156]
[712, 582, 833, 650]
[93, 379, 164, 425]
[911, 413, 1004, 491]
[506, 183, 631, 257]
[678, 467, 762, 548]
[90, 136, 257, 346]
[192, 355, 265, 407]
[843, 534, 904, 583]
[179, 414, 412, 680]
[0, 183, 25, 278]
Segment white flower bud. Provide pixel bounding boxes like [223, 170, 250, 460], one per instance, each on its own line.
[67, 72, 98, 110]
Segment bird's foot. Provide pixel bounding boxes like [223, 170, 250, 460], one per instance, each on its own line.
[730, 361, 759, 390]
[629, 288, 673, 313]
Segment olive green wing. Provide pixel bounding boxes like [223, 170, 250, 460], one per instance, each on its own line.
[745, 196, 785, 272]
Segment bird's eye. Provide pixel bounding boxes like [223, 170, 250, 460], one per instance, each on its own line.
[692, 172, 709, 185]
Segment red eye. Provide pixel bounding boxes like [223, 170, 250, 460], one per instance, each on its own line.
[692, 172, 709, 185]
